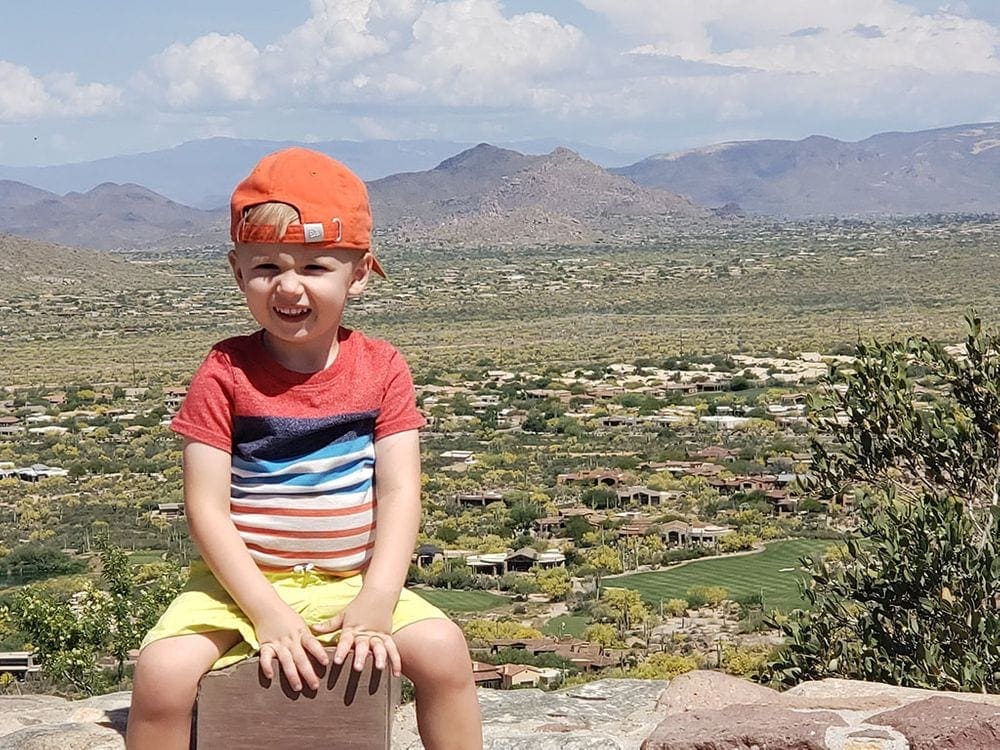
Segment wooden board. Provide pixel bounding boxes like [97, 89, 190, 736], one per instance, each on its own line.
[194, 649, 398, 749]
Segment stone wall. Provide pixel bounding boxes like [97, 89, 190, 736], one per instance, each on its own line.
[3, 671, 1000, 749]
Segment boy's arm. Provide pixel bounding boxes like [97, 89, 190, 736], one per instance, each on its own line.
[313, 428, 421, 675]
[182, 438, 329, 690]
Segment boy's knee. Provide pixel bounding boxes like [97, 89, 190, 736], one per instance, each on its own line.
[421, 619, 469, 655]
[132, 645, 202, 714]
[403, 619, 473, 686]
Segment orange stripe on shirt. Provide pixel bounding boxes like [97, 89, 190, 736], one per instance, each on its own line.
[230, 500, 374, 517]
[234, 521, 375, 539]
[244, 540, 376, 559]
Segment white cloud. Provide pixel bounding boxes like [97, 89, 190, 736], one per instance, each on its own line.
[0, 61, 121, 122]
[144, 33, 262, 107]
[138, 0, 584, 109]
[353, 116, 399, 139]
[0, 62, 50, 121]
[351, 115, 445, 139]
[399, 0, 584, 105]
[583, 0, 1000, 75]
[7, 0, 997, 158]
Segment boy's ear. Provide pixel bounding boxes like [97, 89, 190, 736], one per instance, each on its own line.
[348, 252, 374, 297]
[227, 249, 246, 292]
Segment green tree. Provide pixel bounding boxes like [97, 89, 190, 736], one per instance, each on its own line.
[662, 598, 689, 617]
[581, 486, 618, 510]
[595, 587, 651, 633]
[508, 500, 544, 535]
[584, 545, 623, 596]
[4, 541, 184, 693]
[0, 545, 86, 585]
[534, 566, 571, 600]
[462, 619, 543, 643]
[522, 410, 548, 433]
[722, 643, 773, 678]
[717, 531, 758, 553]
[685, 585, 728, 608]
[564, 515, 592, 544]
[583, 623, 621, 648]
[765, 315, 1000, 692]
[626, 652, 700, 679]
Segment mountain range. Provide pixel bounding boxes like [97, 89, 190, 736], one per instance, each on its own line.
[2, 122, 1000, 251]
[0, 145, 703, 250]
[0, 181, 224, 250]
[368, 144, 706, 244]
[615, 122, 1000, 217]
[0, 137, 639, 210]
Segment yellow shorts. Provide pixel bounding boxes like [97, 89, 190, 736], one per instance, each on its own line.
[141, 562, 448, 670]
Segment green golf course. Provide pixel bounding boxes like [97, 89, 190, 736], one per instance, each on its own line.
[610, 538, 837, 611]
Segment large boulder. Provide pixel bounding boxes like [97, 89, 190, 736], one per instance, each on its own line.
[644, 671, 1000, 750]
[394, 679, 669, 750]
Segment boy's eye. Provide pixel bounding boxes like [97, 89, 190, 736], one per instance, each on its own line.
[254, 263, 279, 271]
[305, 264, 330, 272]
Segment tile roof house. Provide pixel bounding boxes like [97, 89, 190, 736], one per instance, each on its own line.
[0, 417, 23, 437]
[659, 520, 734, 547]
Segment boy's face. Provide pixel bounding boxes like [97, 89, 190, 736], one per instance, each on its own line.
[228, 243, 372, 361]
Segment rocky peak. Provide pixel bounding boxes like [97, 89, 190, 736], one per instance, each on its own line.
[0, 180, 56, 207]
[434, 143, 529, 174]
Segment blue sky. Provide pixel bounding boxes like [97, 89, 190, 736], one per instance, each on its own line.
[2, 0, 999, 166]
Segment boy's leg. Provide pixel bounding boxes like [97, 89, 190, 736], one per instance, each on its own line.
[394, 619, 483, 750]
[126, 630, 241, 750]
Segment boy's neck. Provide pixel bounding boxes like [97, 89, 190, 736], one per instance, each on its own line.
[260, 329, 342, 373]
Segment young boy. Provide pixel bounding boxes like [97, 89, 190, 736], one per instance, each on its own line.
[126, 148, 483, 750]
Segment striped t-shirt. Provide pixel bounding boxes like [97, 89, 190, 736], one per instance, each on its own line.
[170, 328, 425, 574]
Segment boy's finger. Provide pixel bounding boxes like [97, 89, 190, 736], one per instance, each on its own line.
[383, 636, 402, 678]
[369, 638, 388, 672]
[259, 644, 275, 679]
[291, 646, 320, 691]
[353, 638, 371, 672]
[276, 647, 303, 692]
[333, 632, 354, 665]
[303, 634, 329, 666]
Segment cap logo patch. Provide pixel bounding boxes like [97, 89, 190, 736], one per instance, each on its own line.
[303, 223, 325, 243]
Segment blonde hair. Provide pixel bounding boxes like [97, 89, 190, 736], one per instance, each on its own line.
[234, 202, 300, 243]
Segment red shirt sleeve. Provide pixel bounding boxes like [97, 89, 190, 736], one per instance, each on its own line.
[170, 347, 235, 453]
[375, 348, 426, 441]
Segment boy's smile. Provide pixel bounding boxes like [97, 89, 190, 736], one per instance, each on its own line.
[274, 305, 311, 320]
[228, 242, 372, 372]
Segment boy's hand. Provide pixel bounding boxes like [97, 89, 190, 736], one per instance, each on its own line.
[254, 603, 330, 692]
[312, 588, 401, 677]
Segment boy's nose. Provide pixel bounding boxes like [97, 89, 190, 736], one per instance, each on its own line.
[275, 271, 304, 295]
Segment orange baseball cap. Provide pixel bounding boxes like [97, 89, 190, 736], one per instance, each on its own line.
[230, 147, 385, 277]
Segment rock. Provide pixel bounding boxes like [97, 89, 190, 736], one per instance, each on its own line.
[0, 722, 123, 750]
[4, 673, 1000, 750]
[394, 679, 669, 750]
[66, 692, 131, 734]
[0, 696, 71, 737]
[655, 670, 782, 713]
[644, 672, 1000, 749]
[870, 695, 1000, 749]
[0, 693, 130, 750]
[641, 704, 845, 749]
[785, 678, 1000, 708]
